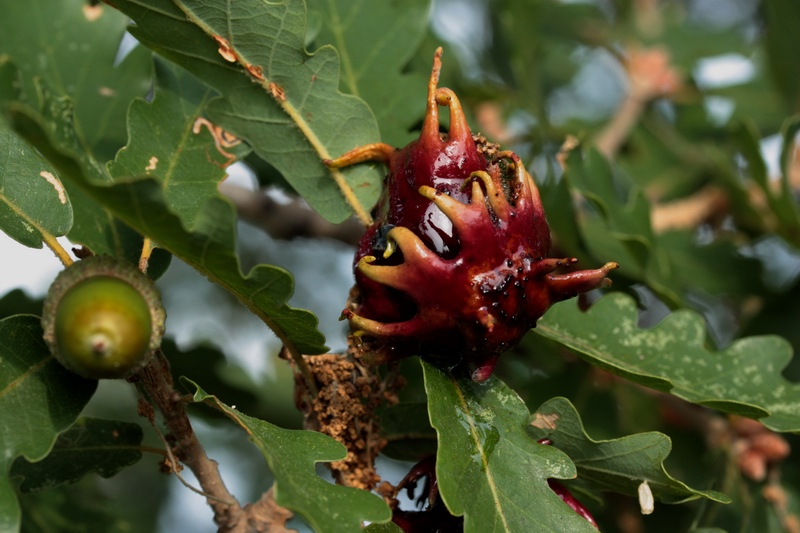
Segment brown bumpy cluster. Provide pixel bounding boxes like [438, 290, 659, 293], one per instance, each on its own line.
[329, 49, 617, 381]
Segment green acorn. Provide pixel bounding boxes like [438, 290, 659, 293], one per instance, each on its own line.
[42, 255, 166, 379]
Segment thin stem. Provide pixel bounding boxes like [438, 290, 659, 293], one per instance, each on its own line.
[139, 445, 170, 456]
[141, 398, 236, 506]
[282, 344, 319, 398]
[131, 350, 243, 528]
[138, 237, 157, 273]
[42, 233, 73, 267]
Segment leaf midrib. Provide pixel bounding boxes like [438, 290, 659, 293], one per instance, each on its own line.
[451, 375, 510, 532]
[172, 0, 373, 225]
[0, 357, 50, 401]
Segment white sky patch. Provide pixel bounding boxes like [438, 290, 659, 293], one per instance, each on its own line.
[223, 161, 258, 191]
[0, 232, 68, 296]
[146, 156, 158, 172]
[113, 32, 139, 67]
[40, 171, 66, 204]
[703, 95, 736, 127]
[694, 54, 755, 90]
[760, 134, 782, 179]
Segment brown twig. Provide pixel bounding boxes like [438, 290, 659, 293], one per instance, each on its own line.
[143, 400, 234, 505]
[130, 349, 301, 532]
[594, 47, 682, 159]
[131, 350, 243, 529]
[646, 144, 800, 234]
[763, 472, 800, 533]
[594, 92, 648, 160]
[650, 185, 729, 232]
[220, 182, 363, 246]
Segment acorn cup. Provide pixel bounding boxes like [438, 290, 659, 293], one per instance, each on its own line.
[42, 255, 166, 380]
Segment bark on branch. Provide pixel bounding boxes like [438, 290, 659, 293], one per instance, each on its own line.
[220, 183, 363, 246]
[131, 350, 294, 532]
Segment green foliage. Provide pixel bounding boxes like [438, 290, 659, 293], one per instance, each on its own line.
[0, 316, 96, 532]
[422, 361, 598, 532]
[4, 38, 328, 356]
[0, 0, 152, 161]
[307, 0, 431, 147]
[379, 401, 436, 461]
[763, 0, 800, 111]
[0, 2, 155, 265]
[3, 0, 800, 531]
[561, 147, 764, 307]
[529, 397, 728, 504]
[108, 58, 251, 231]
[186, 379, 392, 532]
[112, 0, 383, 223]
[537, 293, 800, 432]
[0, 290, 41, 321]
[734, 116, 800, 247]
[11, 418, 143, 494]
[0, 121, 72, 248]
[18, 481, 141, 533]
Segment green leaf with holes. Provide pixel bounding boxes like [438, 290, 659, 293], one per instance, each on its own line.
[0, 0, 152, 161]
[8, 56, 327, 355]
[110, 0, 382, 223]
[0, 120, 72, 249]
[0, 0, 159, 265]
[536, 292, 800, 433]
[109, 58, 250, 231]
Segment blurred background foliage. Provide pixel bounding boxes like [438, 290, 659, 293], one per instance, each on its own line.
[4, 0, 800, 531]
